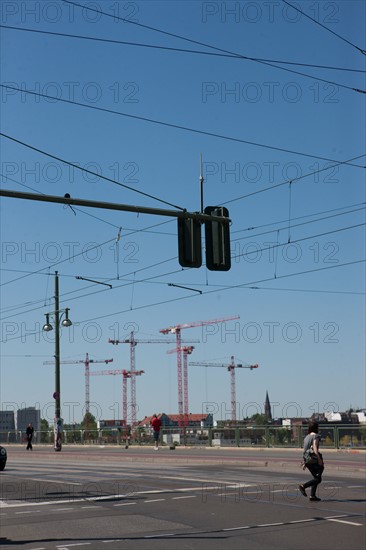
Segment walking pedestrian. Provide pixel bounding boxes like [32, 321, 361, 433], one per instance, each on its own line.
[299, 422, 324, 502]
[26, 423, 34, 451]
[150, 414, 162, 450]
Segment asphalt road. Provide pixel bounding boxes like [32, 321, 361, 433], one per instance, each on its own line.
[0, 446, 365, 549]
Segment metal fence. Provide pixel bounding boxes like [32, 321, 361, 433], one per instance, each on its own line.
[1, 425, 365, 449]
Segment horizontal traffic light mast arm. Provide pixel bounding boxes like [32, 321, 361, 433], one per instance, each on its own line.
[0, 189, 231, 223]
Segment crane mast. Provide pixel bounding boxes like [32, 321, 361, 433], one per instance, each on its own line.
[189, 356, 258, 422]
[109, 331, 196, 425]
[160, 315, 240, 423]
[89, 369, 144, 425]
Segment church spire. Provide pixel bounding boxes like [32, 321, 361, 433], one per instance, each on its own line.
[264, 390, 272, 421]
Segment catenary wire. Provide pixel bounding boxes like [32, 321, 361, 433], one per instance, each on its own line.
[221, 154, 366, 206]
[0, 133, 184, 211]
[232, 202, 366, 235]
[0, 238, 116, 288]
[231, 207, 365, 243]
[3, 258, 364, 343]
[1, 201, 363, 312]
[2, 166, 363, 243]
[1, 96, 365, 169]
[62, 0, 365, 93]
[1, 24, 364, 74]
[1, 207, 364, 316]
[282, 0, 366, 56]
[0, 173, 176, 236]
[2, 222, 363, 323]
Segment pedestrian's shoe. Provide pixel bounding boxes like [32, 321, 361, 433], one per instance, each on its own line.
[309, 496, 321, 502]
[299, 485, 307, 497]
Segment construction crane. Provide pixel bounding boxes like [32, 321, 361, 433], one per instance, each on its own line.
[189, 356, 258, 422]
[167, 346, 194, 422]
[89, 369, 144, 425]
[109, 331, 199, 425]
[43, 353, 113, 432]
[160, 315, 240, 420]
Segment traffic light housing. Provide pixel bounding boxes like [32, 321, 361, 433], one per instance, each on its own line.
[177, 217, 202, 268]
[204, 206, 231, 271]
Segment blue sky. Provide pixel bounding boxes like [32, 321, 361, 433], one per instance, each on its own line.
[0, 0, 365, 425]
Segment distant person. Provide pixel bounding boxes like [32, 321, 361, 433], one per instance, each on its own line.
[150, 414, 162, 450]
[26, 423, 34, 451]
[299, 422, 324, 502]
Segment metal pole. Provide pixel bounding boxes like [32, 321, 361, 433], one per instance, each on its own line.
[54, 271, 62, 451]
[0, 189, 230, 223]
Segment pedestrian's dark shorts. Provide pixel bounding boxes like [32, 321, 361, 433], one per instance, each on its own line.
[153, 431, 159, 441]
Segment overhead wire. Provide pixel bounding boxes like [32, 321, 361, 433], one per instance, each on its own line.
[221, 154, 366, 207]
[2, 165, 363, 242]
[0, 238, 116, 288]
[1, 24, 364, 74]
[2, 256, 364, 343]
[1, 203, 364, 316]
[282, 0, 366, 56]
[4, 257, 363, 343]
[62, 0, 365, 93]
[231, 207, 366, 243]
[0, 133, 184, 211]
[1, 102, 365, 169]
[2, 221, 363, 323]
[231, 202, 366, 235]
[0, 173, 176, 235]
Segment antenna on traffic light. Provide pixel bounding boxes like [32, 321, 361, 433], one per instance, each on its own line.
[200, 153, 204, 214]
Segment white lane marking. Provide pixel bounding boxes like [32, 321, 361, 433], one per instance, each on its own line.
[172, 496, 197, 500]
[145, 533, 175, 538]
[145, 515, 361, 540]
[257, 521, 285, 527]
[51, 508, 75, 511]
[347, 485, 364, 488]
[29, 478, 82, 485]
[113, 502, 136, 507]
[56, 544, 91, 548]
[81, 506, 102, 510]
[326, 519, 363, 526]
[15, 510, 41, 515]
[0, 483, 255, 509]
[223, 526, 251, 531]
[289, 519, 316, 524]
[144, 499, 165, 503]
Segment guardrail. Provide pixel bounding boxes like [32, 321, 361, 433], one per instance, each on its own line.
[1, 425, 365, 449]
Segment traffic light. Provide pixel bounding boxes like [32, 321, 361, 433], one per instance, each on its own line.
[177, 217, 202, 268]
[204, 206, 231, 271]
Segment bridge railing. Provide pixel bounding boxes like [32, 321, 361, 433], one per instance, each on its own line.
[1, 425, 365, 449]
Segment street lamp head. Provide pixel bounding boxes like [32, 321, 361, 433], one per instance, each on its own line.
[62, 308, 72, 327]
[43, 313, 53, 332]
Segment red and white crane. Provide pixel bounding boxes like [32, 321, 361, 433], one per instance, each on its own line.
[189, 356, 258, 422]
[89, 369, 144, 425]
[160, 315, 240, 420]
[109, 331, 198, 425]
[167, 346, 195, 422]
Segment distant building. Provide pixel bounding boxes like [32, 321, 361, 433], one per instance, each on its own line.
[98, 419, 127, 429]
[0, 411, 16, 443]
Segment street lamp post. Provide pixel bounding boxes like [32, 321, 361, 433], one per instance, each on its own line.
[43, 271, 72, 452]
